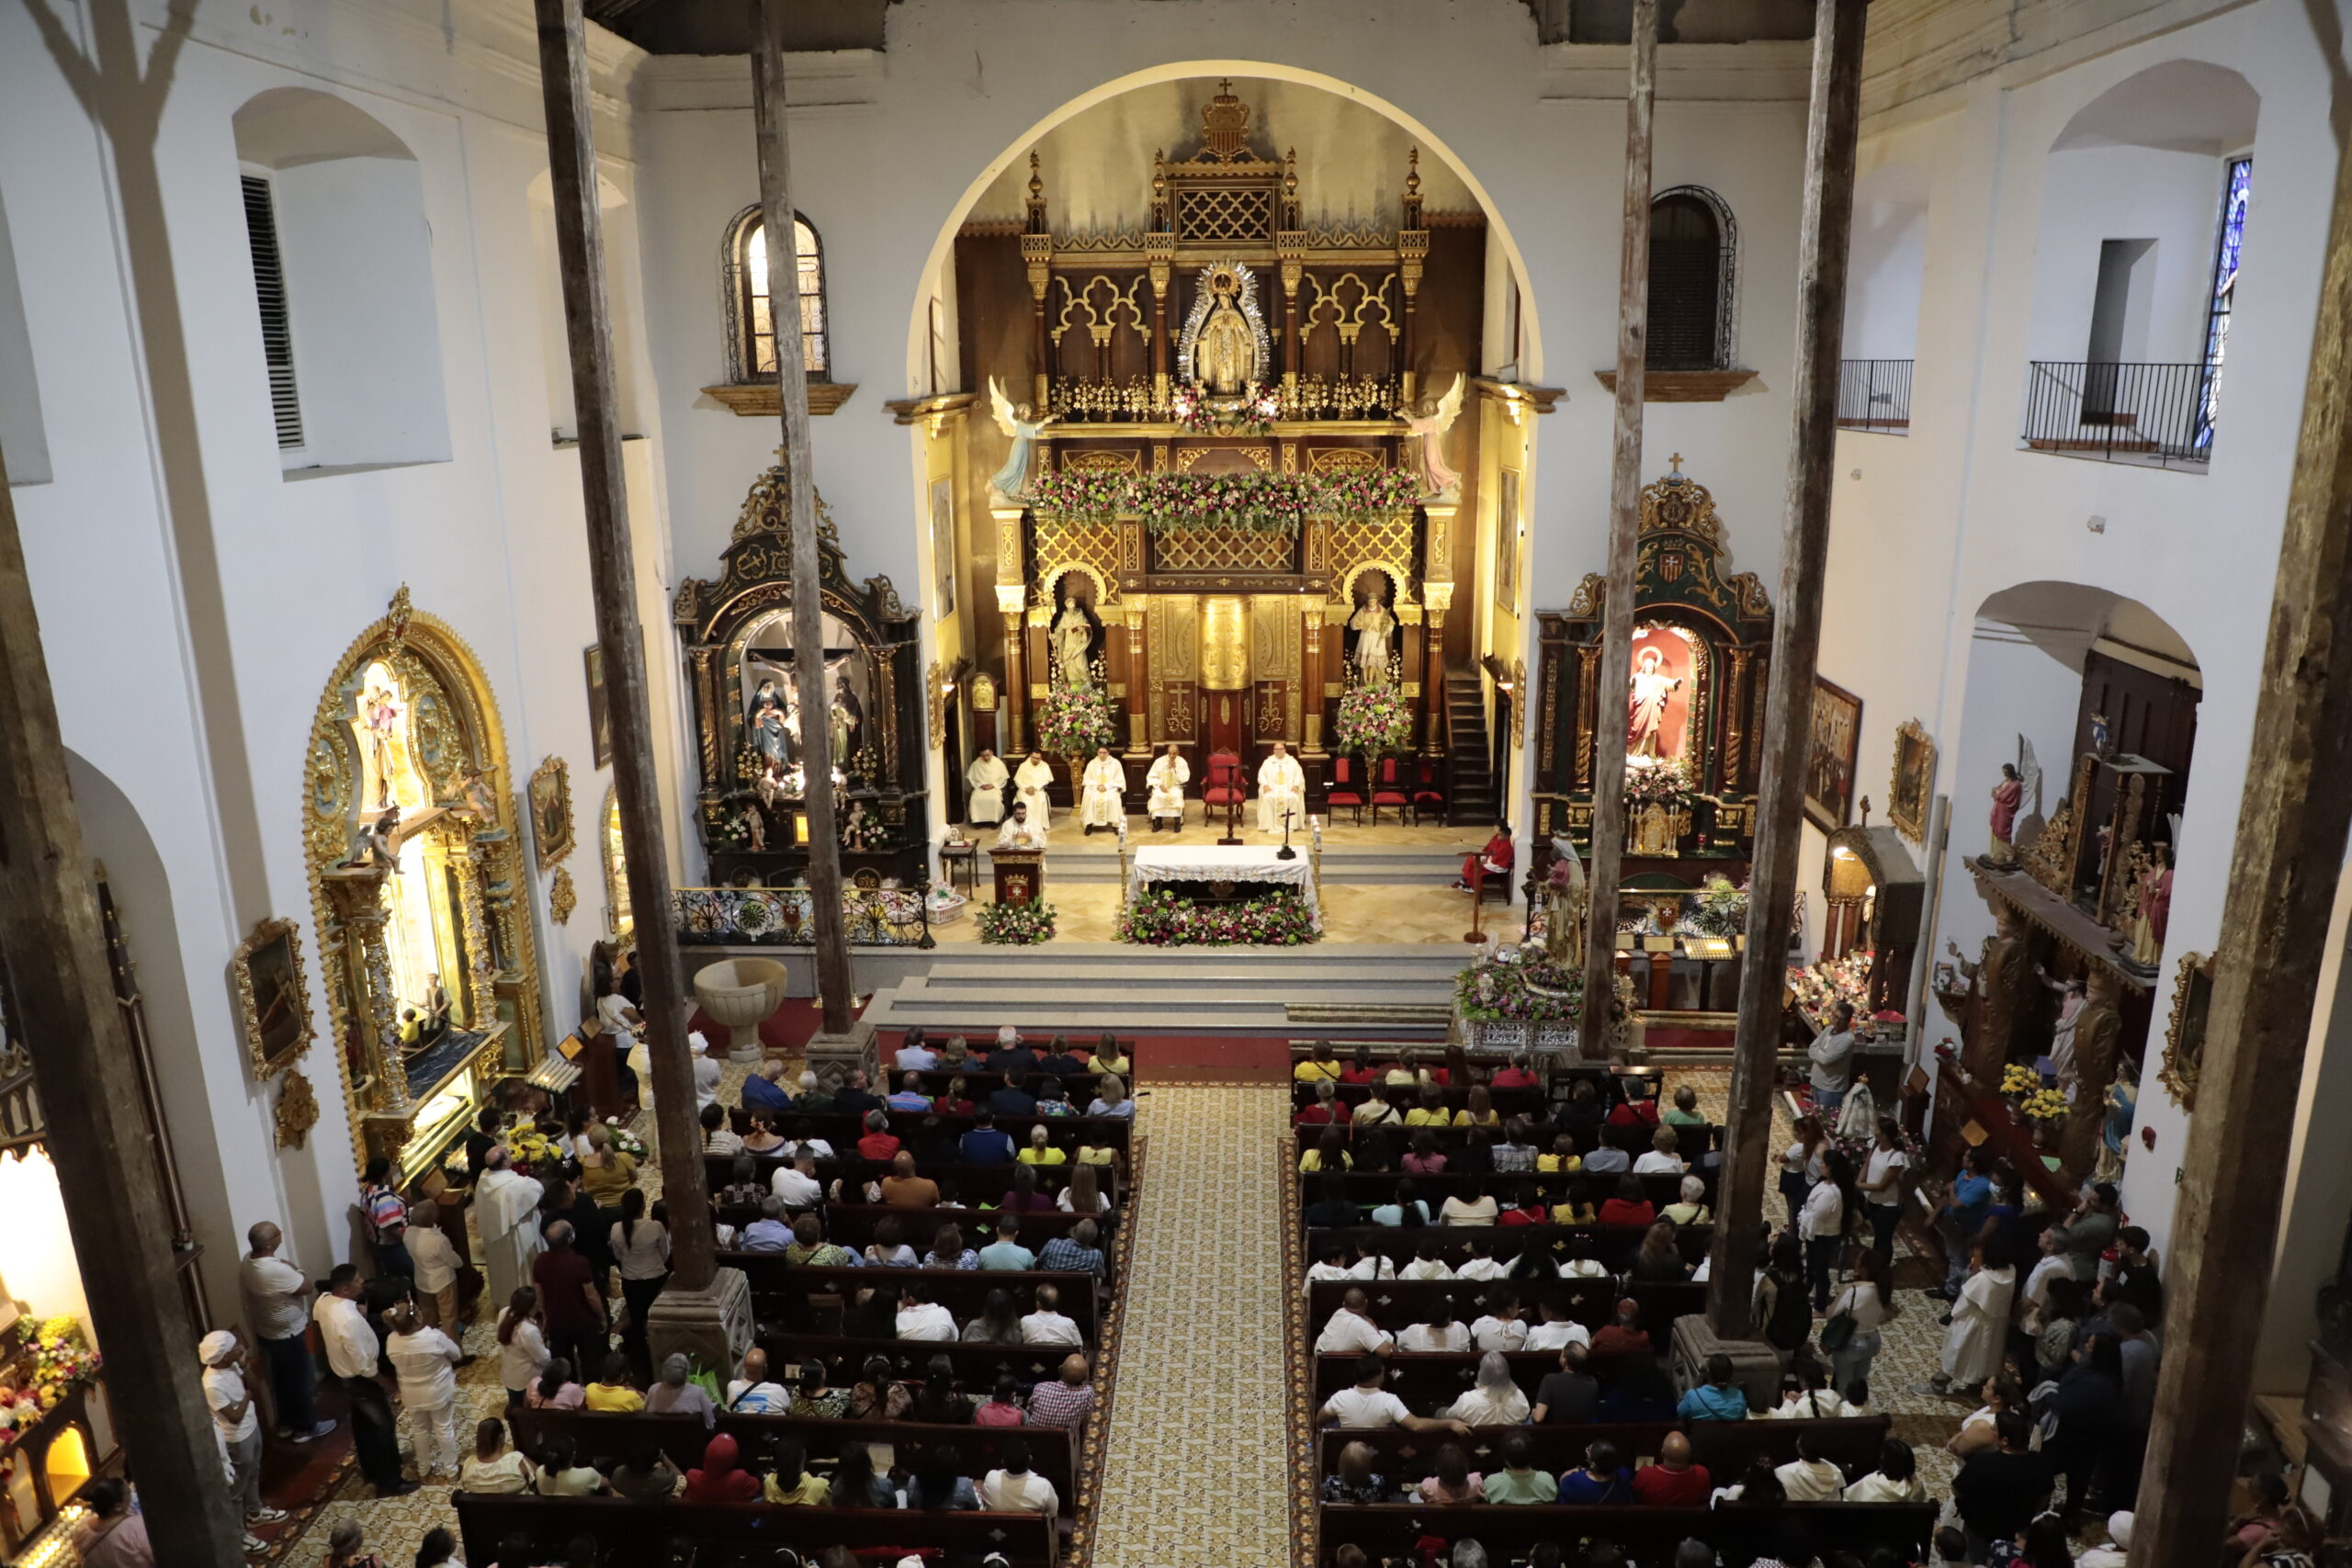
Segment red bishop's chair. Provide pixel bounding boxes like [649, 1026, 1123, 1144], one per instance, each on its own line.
[1202, 750, 1247, 840]
[1325, 757, 1366, 826]
[1410, 757, 1448, 825]
[1369, 757, 1409, 826]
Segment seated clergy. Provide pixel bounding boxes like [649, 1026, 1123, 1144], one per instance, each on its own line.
[1014, 751, 1055, 827]
[1256, 740, 1306, 834]
[966, 748, 1009, 828]
[995, 800, 1048, 851]
[1080, 747, 1125, 835]
[1146, 742, 1189, 832]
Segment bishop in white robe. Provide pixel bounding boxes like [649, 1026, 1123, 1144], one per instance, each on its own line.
[994, 802, 1049, 850]
[1256, 741, 1307, 834]
[1013, 753, 1055, 828]
[966, 749, 1009, 826]
[474, 1148, 545, 1314]
[1079, 748, 1126, 833]
[1147, 744, 1190, 831]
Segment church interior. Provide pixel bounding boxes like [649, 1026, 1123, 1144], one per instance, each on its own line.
[0, 0, 2346, 1563]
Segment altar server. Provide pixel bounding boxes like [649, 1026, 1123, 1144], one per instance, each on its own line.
[966, 748, 1009, 828]
[1256, 740, 1306, 834]
[1080, 747, 1126, 834]
[1147, 742, 1190, 832]
[1014, 751, 1056, 828]
[996, 800, 1050, 850]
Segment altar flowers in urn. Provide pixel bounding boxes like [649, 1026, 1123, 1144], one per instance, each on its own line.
[977, 898, 1057, 945]
[1332, 682, 1416, 761]
[1035, 687, 1120, 760]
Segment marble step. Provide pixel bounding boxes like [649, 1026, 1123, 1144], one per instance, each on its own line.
[977, 840, 1473, 884]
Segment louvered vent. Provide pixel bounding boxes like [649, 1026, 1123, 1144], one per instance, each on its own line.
[240, 174, 303, 448]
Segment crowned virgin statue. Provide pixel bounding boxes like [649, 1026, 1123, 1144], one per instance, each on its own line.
[1191, 271, 1259, 394]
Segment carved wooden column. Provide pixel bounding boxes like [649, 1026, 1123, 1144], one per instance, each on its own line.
[1123, 606, 1150, 758]
[1724, 648, 1753, 790]
[1576, 644, 1600, 790]
[1302, 609, 1328, 759]
[1001, 590, 1029, 757]
[323, 866, 407, 1113]
[1023, 153, 1055, 412]
[444, 824, 500, 1029]
[1397, 152, 1427, 407]
[1423, 602, 1449, 758]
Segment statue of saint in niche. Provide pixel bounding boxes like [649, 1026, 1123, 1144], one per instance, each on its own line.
[1190, 268, 1261, 394]
[1626, 639, 1688, 759]
[1349, 576, 1396, 689]
[1051, 588, 1097, 692]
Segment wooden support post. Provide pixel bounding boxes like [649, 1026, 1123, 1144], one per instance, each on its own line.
[751, 0, 855, 1038]
[1706, 0, 1867, 1337]
[1581, 0, 1658, 1060]
[2127, 70, 2352, 1568]
[0, 468, 245, 1564]
[531, 0, 716, 1286]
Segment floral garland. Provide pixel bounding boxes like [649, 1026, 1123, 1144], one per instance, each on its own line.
[1686, 874, 1749, 939]
[1624, 754, 1696, 808]
[1035, 688, 1121, 758]
[1331, 682, 1417, 760]
[1025, 468, 1424, 534]
[1117, 888, 1320, 946]
[1454, 947, 1583, 1022]
[977, 898, 1057, 945]
[0, 1316, 101, 1442]
[1170, 383, 1280, 435]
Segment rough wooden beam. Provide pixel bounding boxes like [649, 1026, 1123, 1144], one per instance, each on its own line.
[531, 0, 714, 1287]
[1581, 0, 1658, 1057]
[752, 0, 855, 1036]
[2127, 70, 2352, 1568]
[1707, 0, 1867, 1337]
[0, 456, 245, 1564]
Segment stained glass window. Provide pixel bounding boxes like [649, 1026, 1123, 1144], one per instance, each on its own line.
[2196, 156, 2251, 449]
[731, 210, 828, 380]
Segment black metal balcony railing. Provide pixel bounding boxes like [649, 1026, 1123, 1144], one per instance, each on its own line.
[2022, 360, 2216, 468]
[1835, 359, 1913, 433]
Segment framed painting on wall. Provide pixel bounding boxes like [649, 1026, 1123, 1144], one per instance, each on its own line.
[529, 755, 575, 870]
[1494, 468, 1521, 615]
[234, 917, 314, 1080]
[582, 645, 612, 769]
[1804, 677, 1862, 832]
[1889, 718, 1936, 842]
[930, 476, 956, 620]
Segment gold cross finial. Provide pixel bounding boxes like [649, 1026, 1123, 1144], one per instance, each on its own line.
[1668, 453, 1684, 474]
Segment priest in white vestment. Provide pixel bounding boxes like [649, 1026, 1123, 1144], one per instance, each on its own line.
[1079, 747, 1126, 834]
[966, 748, 1008, 827]
[1256, 741, 1307, 834]
[474, 1146, 544, 1315]
[1013, 752, 1055, 828]
[1147, 743, 1190, 832]
[994, 800, 1049, 850]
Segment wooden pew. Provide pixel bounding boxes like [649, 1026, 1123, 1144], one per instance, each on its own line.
[1293, 1082, 1554, 1114]
[1297, 1121, 1704, 1156]
[1312, 1276, 1706, 1333]
[725, 1260, 1102, 1341]
[743, 1203, 1102, 1253]
[1295, 1168, 1720, 1209]
[725, 1107, 1135, 1153]
[1304, 1237, 1713, 1295]
[508, 1407, 1078, 1502]
[1315, 1349, 1649, 1408]
[705, 1154, 1126, 1204]
[1316, 1501, 1940, 1568]
[453, 1495, 1059, 1568]
[1312, 1416, 1894, 1480]
[764, 1334, 1094, 1388]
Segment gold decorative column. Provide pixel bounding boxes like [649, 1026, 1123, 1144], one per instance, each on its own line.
[1302, 608, 1327, 759]
[993, 500, 1031, 756]
[322, 865, 407, 1113]
[1576, 644, 1600, 788]
[1725, 648, 1752, 787]
[1423, 596, 1450, 758]
[441, 824, 499, 1030]
[1123, 606, 1150, 757]
[480, 825, 541, 1070]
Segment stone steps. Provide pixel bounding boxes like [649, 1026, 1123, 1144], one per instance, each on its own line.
[979, 840, 1471, 885]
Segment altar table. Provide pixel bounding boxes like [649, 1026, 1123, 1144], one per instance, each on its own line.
[1127, 843, 1319, 921]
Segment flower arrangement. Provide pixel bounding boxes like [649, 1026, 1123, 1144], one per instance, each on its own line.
[1331, 682, 1417, 760]
[1317, 466, 1424, 517]
[1170, 382, 1280, 435]
[1024, 469, 1423, 533]
[2001, 1064, 2043, 1097]
[1117, 888, 1320, 946]
[0, 1316, 102, 1439]
[1623, 754, 1695, 808]
[2019, 1087, 2072, 1125]
[1788, 951, 1872, 1020]
[503, 1125, 562, 1171]
[1035, 687, 1121, 758]
[977, 898, 1057, 945]
[1455, 947, 1584, 1022]
[1686, 875, 1750, 940]
[1024, 468, 1130, 525]
[604, 1117, 647, 1159]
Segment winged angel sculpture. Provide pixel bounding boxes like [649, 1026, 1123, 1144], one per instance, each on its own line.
[987, 377, 1056, 502]
[1403, 373, 1466, 499]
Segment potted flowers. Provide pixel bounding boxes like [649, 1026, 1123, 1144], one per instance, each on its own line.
[1116, 888, 1320, 945]
[1454, 946, 1584, 1050]
[977, 898, 1057, 945]
[1035, 687, 1120, 759]
[1331, 682, 1417, 763]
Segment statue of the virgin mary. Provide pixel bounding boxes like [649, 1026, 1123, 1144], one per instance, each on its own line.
[1186, 265, 1262, 394]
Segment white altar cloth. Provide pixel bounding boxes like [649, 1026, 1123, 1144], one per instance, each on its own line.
[1127, 844, 1319, 921]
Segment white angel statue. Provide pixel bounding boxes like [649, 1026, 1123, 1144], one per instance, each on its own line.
[987, 377, 1054, 502]
[1402, 373, 1466, 499]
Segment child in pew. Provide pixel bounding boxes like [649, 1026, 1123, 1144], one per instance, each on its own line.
[1397, 1236, 1454, 1280]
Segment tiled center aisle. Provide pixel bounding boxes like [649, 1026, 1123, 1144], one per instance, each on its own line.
[1088, 1083, 1296, 1568]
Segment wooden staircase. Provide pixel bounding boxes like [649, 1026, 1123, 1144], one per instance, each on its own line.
[1444, 671, 1498, 826]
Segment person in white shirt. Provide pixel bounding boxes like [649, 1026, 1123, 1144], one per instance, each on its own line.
[495, 1288, 549, 1405]
[1316, 1290, 1396, 1355]
[1396, 1303, 1470, 1353]
[772, 1154, 823, 1208]
[1079, 746, 1126, 834]
[1396, 1239, 1455, 1280]
[1455, 1242, 1509, 1280]
[1255, 741, 1306, 834]
[199, 1329, 284, 1549]
[385, 1303, 465, 1478]
[1633, 1127, 1688, 1175]
[2078, 1512, 2133, 1568]
[1858, 1116, 1910, 1265]
[317, 1264, 415, 1497]
[1319, 1354, 1470, 1433]
[1798, 1151, 1851, 1313]
[1825, 1249, 1893, 1392]
[1842, 1438, 1928, 1503]
[2020, 1226, 2075, 1321]
[895, 1032, 940, 1071]
[1020, 1284, 1084, 1347]
[239, 1223, 336, 1442]
[1521, 1300, 1591, 1353]
[726, 1348, 792, 1414]
[1807, 1000, 1858, 1114]
[995, 799, 1049, 850]
[1013, 752, 1056, 827]
[403, 1204, 466, 1339]
[1442, 1351, 1532, 1427]
[896, 1281, 959, 1341]
[1773, 1435, 1846, 1501]
[1146, 742, 1190, 831]
[980, 1438, 1060, 1515]
[702, 1100, 745, 1156]
[967, 749, 1010, 828]
[1442, 1185, 1500, 1226]
[1471, 1292, 1529, 1352]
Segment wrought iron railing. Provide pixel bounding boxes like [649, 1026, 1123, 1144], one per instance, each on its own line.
[1835, 359, 1912, 433]
[2022, 360, 2214, 467]
[674, 885, 935, 948]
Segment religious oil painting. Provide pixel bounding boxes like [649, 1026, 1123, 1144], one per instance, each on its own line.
[1804, 677, 1862, 832]
[1626, 623, 1698, 762]
[582, 644, 611, 768]
[1890, 718, 1936, 843]
[2161, 951, 2214, 1111]
[1494, 468, 1521, 615]
[529, 754, 575, 871]
[930, 476, 956, 620]
[234, 917, 314, 1079]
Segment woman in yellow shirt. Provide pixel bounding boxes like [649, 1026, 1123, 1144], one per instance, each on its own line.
[762, 1442, 831, 1506]
[1404, 1099, 1452, 1127]
[1299, 1126, 1353, 1173]
[582, 1352, 645, 1412]
[1453, 1085, 1501, 1130]
[1019, 1125, 1067, 1167]
[1536, 1133, 1583, 1173]
[1089, 1033, 1131, 1077]
[1294, 1043, 1343, 1083]
[577, 1123, 638, 1205]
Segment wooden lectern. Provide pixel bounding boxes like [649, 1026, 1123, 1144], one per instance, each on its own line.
[992, 849, 1045, 905]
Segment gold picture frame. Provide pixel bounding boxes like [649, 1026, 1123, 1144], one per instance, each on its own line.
[1890, 718, 1936, 843]
[529, 755, 575, 871]
[549, 866, 578, 926]
[233, 916, 314, 1079]
[2159, 950, 2213, 1111]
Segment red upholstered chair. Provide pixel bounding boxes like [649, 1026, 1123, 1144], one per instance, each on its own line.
[1202, 750, 1246, 837]
[1369, 757, 1409, 826]
[1410, 757, 1447, 825]
[1325, 757, 1366, 826]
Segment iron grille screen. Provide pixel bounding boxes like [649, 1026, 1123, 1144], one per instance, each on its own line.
[240, 174, 303, 448]
[1647, 194, 1726, 370]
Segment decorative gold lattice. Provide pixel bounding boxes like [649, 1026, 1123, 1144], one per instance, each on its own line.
[1033, 515, 1124, 607]
[1151, 528, 1295, 573]
[1308, 449, 1385, 477]
[1176, 186, 1273, 243]
[1322, 513, 1418, 604]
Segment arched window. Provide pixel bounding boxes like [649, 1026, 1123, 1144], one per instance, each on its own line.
[1646, 187, 1737, 371]
[725, 207, 828, 382]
